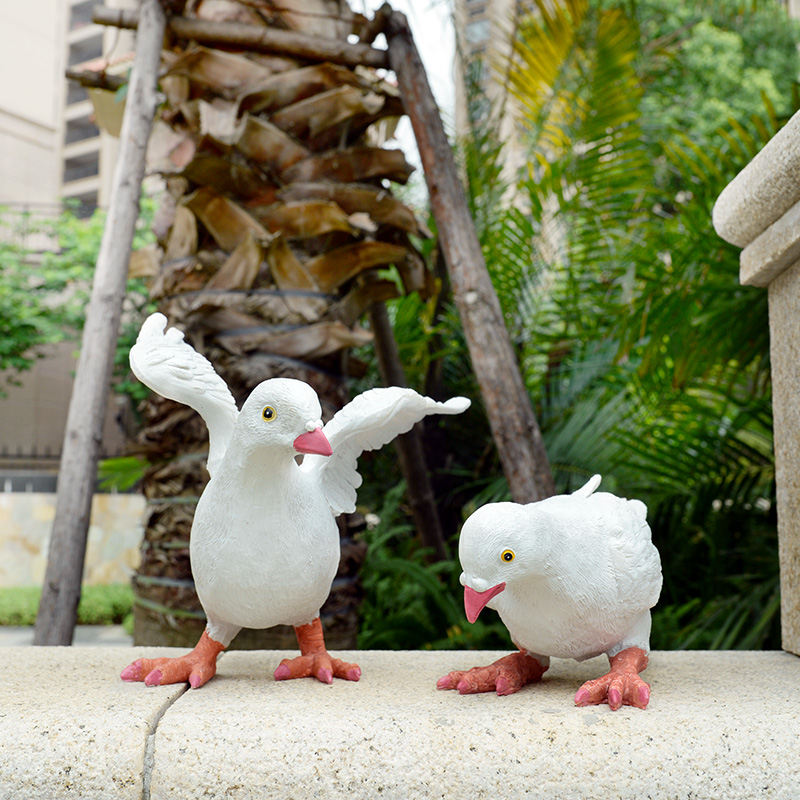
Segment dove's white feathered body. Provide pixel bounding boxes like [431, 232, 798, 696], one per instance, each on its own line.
[460, 477, 662, 663]
[130, 313, 470, 649]
[191, 457, 338, 633]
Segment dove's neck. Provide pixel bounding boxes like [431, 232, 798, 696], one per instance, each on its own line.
[220, 443, 299, 496]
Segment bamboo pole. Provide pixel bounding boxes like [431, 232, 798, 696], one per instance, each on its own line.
[384, 8, 555, 504]
[92, 6, 390, 69]
[33, 0, 167, 646]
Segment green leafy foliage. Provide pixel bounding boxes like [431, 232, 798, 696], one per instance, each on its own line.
[635, 0, 800, 144]
[97, 455, 147, 492]
[0, 213, 65, 381]
[437, 0, 796, 651]
[352, 0, 791, 653]
[0, 200, 156, 401]
[357, 483, 511, 651]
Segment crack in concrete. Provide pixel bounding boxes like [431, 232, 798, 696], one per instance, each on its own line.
[139, 652, 226, 799]
[141, 686, 189, 800]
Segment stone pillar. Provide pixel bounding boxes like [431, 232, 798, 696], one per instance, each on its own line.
[714, 110, 800, 656]
[768, 269, 800, 654]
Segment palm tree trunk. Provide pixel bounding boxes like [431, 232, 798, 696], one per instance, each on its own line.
[116, 0, 444, 647]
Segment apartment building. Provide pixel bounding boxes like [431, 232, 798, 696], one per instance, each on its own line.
[0, 0, 134, 484]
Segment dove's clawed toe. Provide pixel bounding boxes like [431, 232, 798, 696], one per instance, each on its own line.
[273, 617, 360, 685]
[574, 647, 651, 710]
[437, 651, 548, 696]
[120, 630, 225, 689]
[274, 654, 360, 684]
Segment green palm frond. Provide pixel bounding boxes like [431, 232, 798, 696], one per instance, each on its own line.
[451, 0, 790, 650]
[508, 0, 588, 107]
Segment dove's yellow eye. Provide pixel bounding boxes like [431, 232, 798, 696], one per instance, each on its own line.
[262, 406, 277, 422]
[501, 549, 515, 563]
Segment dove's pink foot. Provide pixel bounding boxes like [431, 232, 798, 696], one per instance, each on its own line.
[274, 617, 360, 684]
[437, 650, 548, 696]
[120, 630, 226, 689]
[574, 647, 651, 710]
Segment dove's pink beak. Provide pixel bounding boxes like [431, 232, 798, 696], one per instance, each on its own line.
[464, 583, 506, 623]
[293, 427, 332, 457]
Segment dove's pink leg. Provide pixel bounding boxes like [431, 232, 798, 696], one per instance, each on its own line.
[574, 647, 650, 710]
[120, 629, 226, 689]
[437, 650, 548, 696]
[274, 617, 361, 684]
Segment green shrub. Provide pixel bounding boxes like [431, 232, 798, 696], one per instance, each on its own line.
[0, 586, 40, 626]
[0, 584, 133, 626]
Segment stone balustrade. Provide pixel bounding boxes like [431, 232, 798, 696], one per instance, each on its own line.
[713, 108, 800, 657]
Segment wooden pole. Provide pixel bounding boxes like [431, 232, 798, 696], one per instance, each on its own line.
[368, 302, 449, 561]
[384, 9, 555, 503]
[92, 6, 390, 69]
[65, 68, 126, 92]
[33, 0, 167, 646]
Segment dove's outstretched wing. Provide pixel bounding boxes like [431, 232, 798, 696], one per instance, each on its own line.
[130, 313, 238, 478]
[302, 387, 470, 516]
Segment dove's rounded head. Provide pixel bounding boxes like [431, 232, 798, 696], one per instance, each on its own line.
[236, 378, 325, 456]
[458, 502, 542, 595]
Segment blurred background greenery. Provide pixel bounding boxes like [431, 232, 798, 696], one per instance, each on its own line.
[354, 0, 794, 653]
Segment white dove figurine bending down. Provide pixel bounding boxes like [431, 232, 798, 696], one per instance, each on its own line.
[121, 313, 470, 689]
[438, 476, 662, 710]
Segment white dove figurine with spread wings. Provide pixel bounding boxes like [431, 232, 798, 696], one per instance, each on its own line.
[121, 313, 470, 689]
[438, 476, 662, 710]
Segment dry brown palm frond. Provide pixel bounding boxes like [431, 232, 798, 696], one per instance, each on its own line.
[253, 200, 356, 237]
[239, 62, 363, 115]
[277, 181, 431, 237]
[204, 233, 263, 290]
[183, 188, 272, 251]
[305, 240, 408, 291]
[269, 85, 384, 139]
[282, 146, 415, 184]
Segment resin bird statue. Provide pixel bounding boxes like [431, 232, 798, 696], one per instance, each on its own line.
[438, 475, 662, 710]
[121, 312, 470, 689]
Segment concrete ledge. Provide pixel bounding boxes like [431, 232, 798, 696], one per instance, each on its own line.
[2, 648, 799, 799]
[0, 647, 186, 799]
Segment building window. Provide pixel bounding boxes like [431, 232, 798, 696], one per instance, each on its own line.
[70, 0, 96, 30]
[64, 114, 100, 144]
[466, 19, 491, 45]
[63, 150, 100, 184]
[66, 81, 89, 106]
[68, 33, 103, 67]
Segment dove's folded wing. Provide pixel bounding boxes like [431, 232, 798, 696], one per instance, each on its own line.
[130, 313, 238, 478]
[302, 386, 470, 516]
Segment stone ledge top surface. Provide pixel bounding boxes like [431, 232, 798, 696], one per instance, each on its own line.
[713, 108, 800, 249]
[1, 648, 798, 800]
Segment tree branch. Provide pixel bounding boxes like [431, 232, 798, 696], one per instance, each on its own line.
[92, 6, 390, 69]
[34, 0, 167, 646]
[65, 68, 126, 92]
[385, 10, 555, 503]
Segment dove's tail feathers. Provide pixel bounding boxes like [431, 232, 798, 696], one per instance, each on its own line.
[572, 474, 602, 498]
